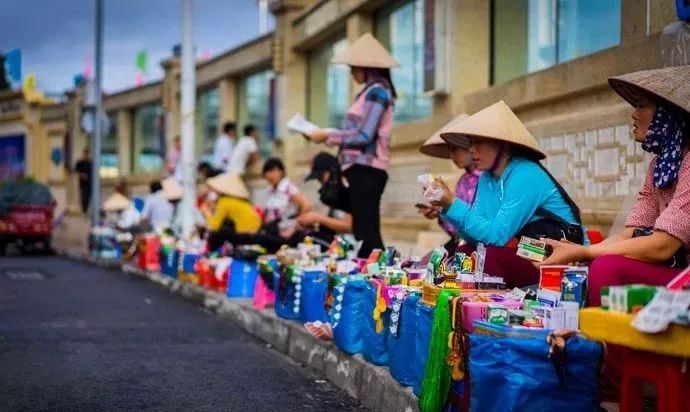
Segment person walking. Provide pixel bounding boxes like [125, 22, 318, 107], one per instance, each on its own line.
[306, 33, 399, 258]
[212, 122, 236, 172]
[227, 124, 259, 176]
[75, 147, 93, 215]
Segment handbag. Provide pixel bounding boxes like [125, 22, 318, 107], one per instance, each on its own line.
[518, 207, 585, 244]
[319, 164, 350, 212]
[632, 227, 688, 268]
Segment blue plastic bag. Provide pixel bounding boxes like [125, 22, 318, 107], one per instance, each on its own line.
[388, 293, 419, 387]
[227, 259, 258, 298]
[361, 282, 389, 366]
[160, 248, 179, 278]
[332, 276, 367, 354]
[413, 301, 434, 396]
[273, 269, 300, 320]
[469, 334, 602, 412]
[299, 270, 329, 322]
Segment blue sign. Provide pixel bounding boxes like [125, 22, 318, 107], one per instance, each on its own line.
[0, 134, 26, 180]
[4, 49, 21, 88]
[51, 147, 62, 166]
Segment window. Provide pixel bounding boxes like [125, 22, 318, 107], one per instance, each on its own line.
[100, 111, 119, 178]
[131, 104, 163, 173]
[308, 37, 350, 129]
[237, 69, 275, 158]
[197, 88, 219, 162]
[492, 0, 621, 84]
[376, 0, 431, 123]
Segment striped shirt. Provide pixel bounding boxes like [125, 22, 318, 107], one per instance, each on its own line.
[326, 81, 394, 171]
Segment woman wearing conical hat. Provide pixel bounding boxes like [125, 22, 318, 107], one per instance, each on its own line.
[306, 33, 398, 258]
[429, 101, 587, 288]
[102, 192, 140, 232]
[202, 173, 262, 251]
[418, 114, 481, 252]
[541, 66, 690, 298]
[540, 65, 690, 403]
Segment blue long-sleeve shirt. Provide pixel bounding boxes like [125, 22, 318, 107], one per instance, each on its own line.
[442, 156, 587, 246]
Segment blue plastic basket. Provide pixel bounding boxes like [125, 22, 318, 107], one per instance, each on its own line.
[227, 259, 258, 298]
[160, 248, 179, 278]
[181, 253, 198, 274]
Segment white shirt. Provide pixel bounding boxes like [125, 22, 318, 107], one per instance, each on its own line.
[227, 136, 258, 175]
[212, 134, 234, 172]
[116, 207, 141, 230]
[265, 177, 299, 223]
[141, 191, 174, 230]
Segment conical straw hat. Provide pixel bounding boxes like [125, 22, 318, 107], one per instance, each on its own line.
[103, 193, 131, 212]
[161, 177, 183, 201]
[608, 66, 690, 116]
[440, 101, 546, 160]
[206, 173, 250, 200]
[420, 114, 470, 158]
[331, 33, 400, 69]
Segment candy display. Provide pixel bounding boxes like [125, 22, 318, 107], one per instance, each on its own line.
[108, 223, 644, 412]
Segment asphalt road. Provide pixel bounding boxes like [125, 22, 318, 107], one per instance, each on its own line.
[0, 256, 367, 412]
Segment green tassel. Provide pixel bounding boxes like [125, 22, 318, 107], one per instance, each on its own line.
[419, 289, 459, 412]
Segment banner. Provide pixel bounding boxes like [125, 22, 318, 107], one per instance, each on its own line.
[0, 134, 26, 181]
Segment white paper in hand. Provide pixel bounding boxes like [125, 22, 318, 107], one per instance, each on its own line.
[287, 113, 319, 135]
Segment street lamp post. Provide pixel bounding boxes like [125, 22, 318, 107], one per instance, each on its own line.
[91, 0, 104, 226]
[180, 0, 197, 237]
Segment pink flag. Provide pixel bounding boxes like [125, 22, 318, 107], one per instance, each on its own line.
[135, 72, 145, 86]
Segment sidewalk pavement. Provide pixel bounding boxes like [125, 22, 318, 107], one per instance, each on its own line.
[53, 214, 90, 254]
[57, 249, 421, 412]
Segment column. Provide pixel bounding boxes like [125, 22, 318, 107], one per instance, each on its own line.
[117, 110, 132, 176]
[218, 77, 237, 126]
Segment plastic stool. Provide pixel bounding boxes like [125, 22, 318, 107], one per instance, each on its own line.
[620, 350, 690, 412]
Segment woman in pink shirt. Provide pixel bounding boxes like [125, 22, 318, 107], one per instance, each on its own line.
[307, 33, 398, 258]
[541, 65, 690, 402]
[541, 66, 690, 302]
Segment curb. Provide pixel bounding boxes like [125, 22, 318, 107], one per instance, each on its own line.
[58, 250, 421, 412]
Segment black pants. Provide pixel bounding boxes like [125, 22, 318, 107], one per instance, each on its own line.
[208, 229, 305, 254]
[79, 183, 91, 214]
[344, 164, 388, 258]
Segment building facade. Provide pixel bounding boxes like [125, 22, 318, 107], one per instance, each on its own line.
[0, 0, 683, 249]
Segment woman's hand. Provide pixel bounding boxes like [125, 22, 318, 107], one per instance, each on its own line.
[308, 129, 329, 143]
[417, 205, 440, 220]
[297, 211, 322, 227]
[429, 179, 455, 210]
[539, 238, 589, 266]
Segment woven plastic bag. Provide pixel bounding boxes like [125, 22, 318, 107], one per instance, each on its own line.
[469, 334, 602, 412]
[388, 293, 419, 387]
[331, 276, 367, 354]
[273, 266, 300, 320]
[361, 282, 389, 366]
[413, 300, 434, 396]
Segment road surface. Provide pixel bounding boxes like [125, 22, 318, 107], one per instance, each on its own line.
[0, 256, 367, 412]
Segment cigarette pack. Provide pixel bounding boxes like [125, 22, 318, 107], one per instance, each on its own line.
[544, 307, 565, 330]
[540, 265, 569, 293]
[537, 288, 560, 307]
[516, 236, 552, 262]
[560, 301, 580, 330]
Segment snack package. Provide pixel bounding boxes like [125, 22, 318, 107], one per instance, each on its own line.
[516, 236, 552, 262]
[417, 174, 444, 203]
[561, 267, 588, 307]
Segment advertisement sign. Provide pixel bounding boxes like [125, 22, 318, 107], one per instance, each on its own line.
[0, 134, 26, 180]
